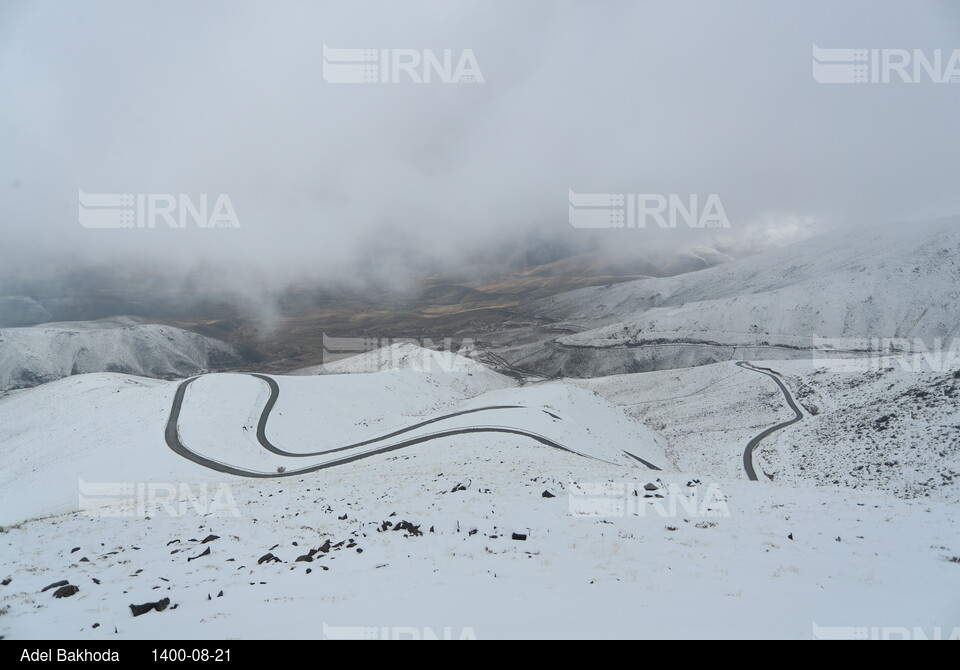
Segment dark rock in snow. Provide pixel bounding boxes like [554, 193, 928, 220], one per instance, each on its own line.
[129, 597, 171, 617]
[41, 580, 69, 593]
[257, 553, 280, 565]
[512, 533, 527, 541]
[393, 521, 423, 537]
[187, 547, 211, 562]
[53, 585, 79, 598]
[542, 491, 556, 498]
[201, 535, 220, 544]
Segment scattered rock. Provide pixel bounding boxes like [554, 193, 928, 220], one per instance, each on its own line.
[512, 533, 527, 541]
[200, 535, 220, 544]
[257, 553, 280, 565]
[217, 590, 223, 598]
[788, 533, 794, 541]
[393, 521, 423, 537]
[187, 547, 211, 562]
[70, 547, 80, 554]
[643, 483, 659, 491]
[41, 580, 69, 593]
[129, 598, 171, 617]
[53, 585, 79, 598]
[542, 491, 556, 498]
[1, 578, 10, 586]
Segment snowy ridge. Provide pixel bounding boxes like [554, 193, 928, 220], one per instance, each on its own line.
[0, 318, 241, 391]
[498, 217, 960, 376]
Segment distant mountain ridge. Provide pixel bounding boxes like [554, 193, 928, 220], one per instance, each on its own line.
[0, 317, 242, 391]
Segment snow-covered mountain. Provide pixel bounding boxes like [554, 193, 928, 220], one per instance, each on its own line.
[0, 345, 956, 639]
[490, 217, 960, 377]
[571, 358, 959, 505]
[0, 317, 242, 391]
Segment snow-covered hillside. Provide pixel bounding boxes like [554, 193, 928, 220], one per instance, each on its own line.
[0, 349, 666, 526]
[490, 217, 960, 377]
[1, 441, 956, 639]
[0, 345, 957, 639]
[571, 358, 960, 505]
[0, 317, 242, 391]
[757, 359, 959, 502]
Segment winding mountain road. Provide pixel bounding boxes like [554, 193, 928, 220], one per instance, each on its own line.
[165, 373, 662, 477]
[735, 362, 804, 481]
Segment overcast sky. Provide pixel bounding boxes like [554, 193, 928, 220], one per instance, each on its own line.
[1, 0, 958, 283]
